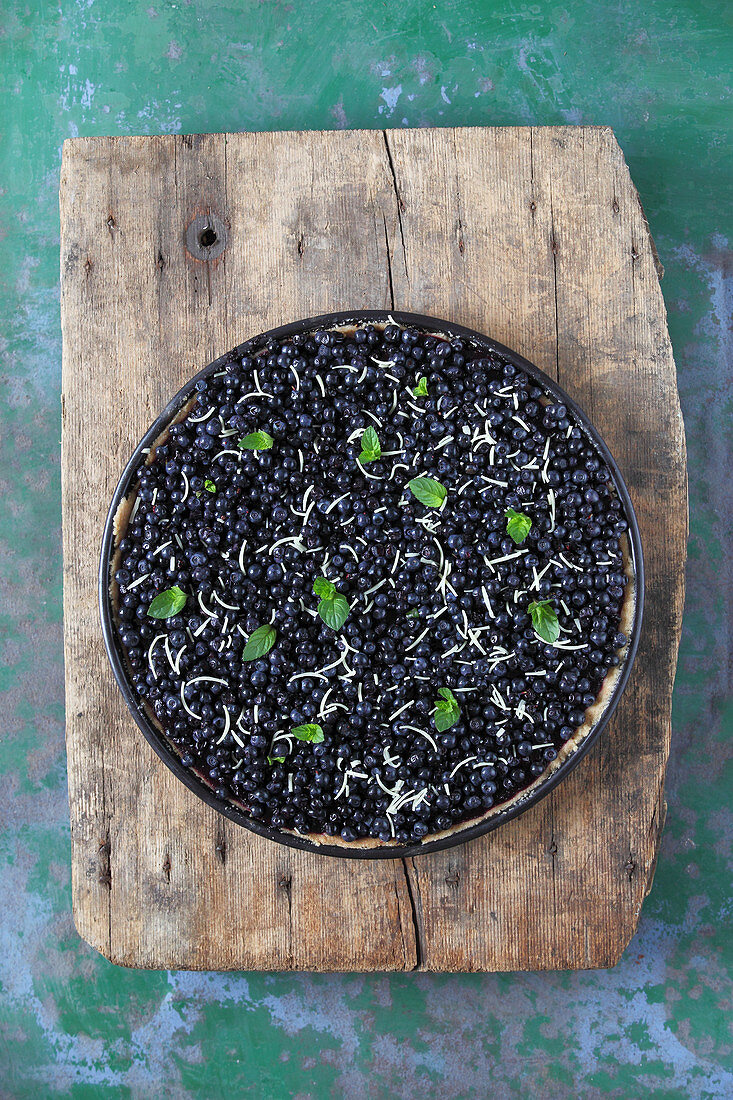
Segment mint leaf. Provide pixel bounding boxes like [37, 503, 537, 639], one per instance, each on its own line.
[359, 425, 381, 464]
[267, 755, 285, 765]
[292, 723, 324, 744]
[413, 376, 428, 397]
[147, 586, 187, 619]
[406, 609, 420, 620]
[528, 600, 560, 644]
[238, 430, 274, 451]
[505, 507, 532, 545]
[313, 578, 350, 630]
[409, 476, 447, 509]
[204, 478, 216, 493]
[433, 687, 461, 732]
[319, 593, 350, 631]
[242, 623, 277, 661]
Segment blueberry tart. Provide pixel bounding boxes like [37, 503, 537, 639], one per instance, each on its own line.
[103, 312, 641, 855]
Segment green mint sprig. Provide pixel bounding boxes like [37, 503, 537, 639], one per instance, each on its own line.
[242, 623, 277, 661]
[505, 507, 531, 545]
[292, 723, 324, 743]
[313, 577, 350, 631]
[359, 426, 381, 464]
[147, 586, 187, 619]
[528, 600, 560, 644]
[433, 687, 461, 732]
[238, 430, 274, 451]
[409, 476, 447, 509]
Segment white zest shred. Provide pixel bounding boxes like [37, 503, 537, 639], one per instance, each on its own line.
[147, 634, 166, 678]
[449, 756, 477, 778]
[126, 572, 150, 590]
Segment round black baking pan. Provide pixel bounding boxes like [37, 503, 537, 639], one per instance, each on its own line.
[99, 310, 644, 859]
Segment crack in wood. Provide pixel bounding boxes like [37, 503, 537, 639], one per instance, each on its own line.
[644, 792, 668, 898]
[382, 213, 396, 310]
[529, 128, 537, 220]
[401, 857, 424, 969]
[278, 871, 293, 961]
[549, 188, 561, 382]
[162, 852, 171, 883]
[222, 137, 230, 340]
[97, 832, 111, 889]
[96, 729, 112, 958]
[633, 188, 665, 278]
[451, 132, 467, 255]
[382, 130, 409, 281]
[548, 806, 559, 959]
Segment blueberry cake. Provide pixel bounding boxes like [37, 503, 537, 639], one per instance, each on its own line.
[109, 317, 636, 849]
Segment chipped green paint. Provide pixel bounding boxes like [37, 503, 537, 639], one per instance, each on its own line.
[1, 0, 731, 1096]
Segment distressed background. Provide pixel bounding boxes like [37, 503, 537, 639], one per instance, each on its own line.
[1, 1, 731, 1097]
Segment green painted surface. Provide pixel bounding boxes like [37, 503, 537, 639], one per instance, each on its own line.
[1, 1, 731, 1096]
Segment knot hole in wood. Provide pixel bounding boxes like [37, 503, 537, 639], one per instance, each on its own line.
[185, 212, 228, 261]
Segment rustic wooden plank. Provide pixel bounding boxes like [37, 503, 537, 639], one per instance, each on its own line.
[61, 131, 418, 971]
[383, 126, 686, 970]
[61, 126, 686, 971]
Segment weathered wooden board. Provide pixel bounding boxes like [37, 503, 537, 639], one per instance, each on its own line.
[60, 126, 686, 971]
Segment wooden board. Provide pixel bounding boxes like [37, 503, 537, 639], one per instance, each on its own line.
[60, 126, 686, 971]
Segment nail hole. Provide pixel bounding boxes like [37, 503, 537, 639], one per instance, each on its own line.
[185, 213, 228, 261]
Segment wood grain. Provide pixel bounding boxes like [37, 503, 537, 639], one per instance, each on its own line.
[60, 126, 686, 971]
